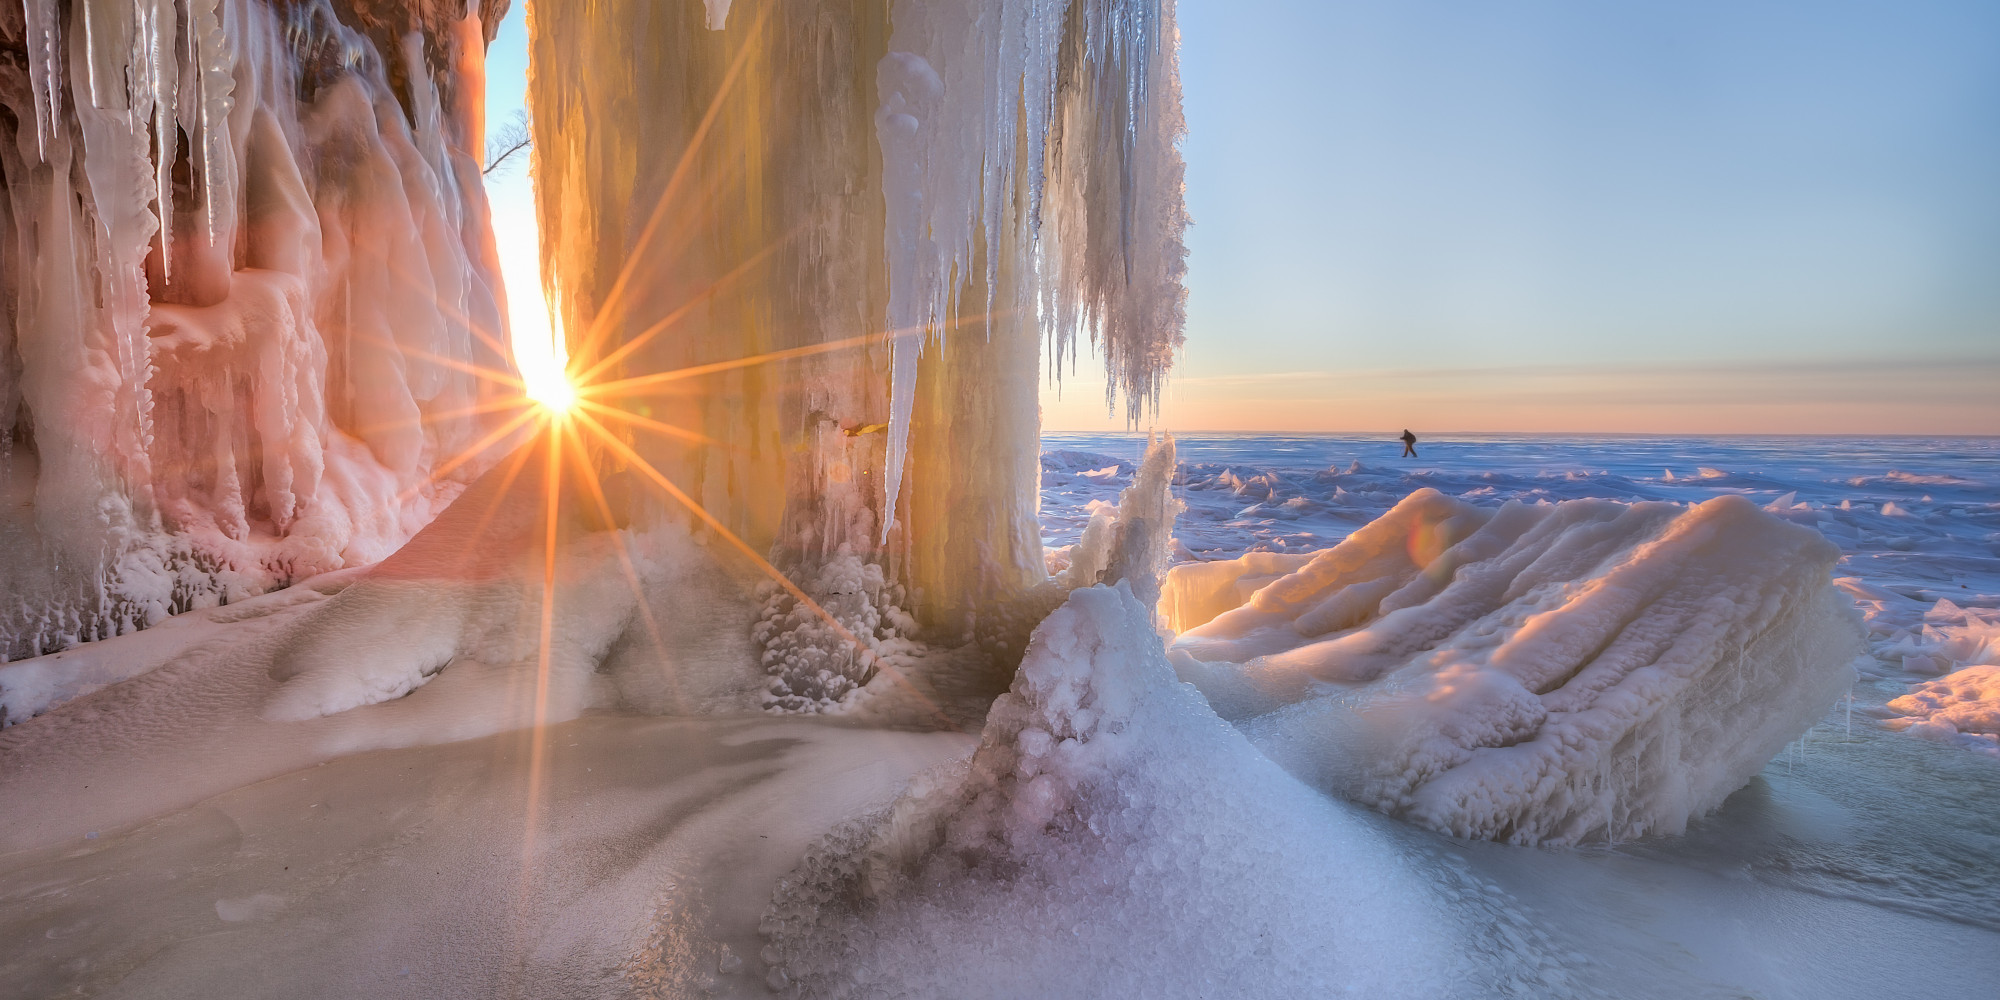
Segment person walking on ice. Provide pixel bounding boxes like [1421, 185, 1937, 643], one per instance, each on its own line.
[1400, 429, 1418, 458]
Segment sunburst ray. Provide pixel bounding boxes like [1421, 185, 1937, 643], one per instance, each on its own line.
[572, 3, 776, 368]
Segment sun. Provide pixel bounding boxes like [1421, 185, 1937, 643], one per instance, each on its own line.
[525, 364, 577, 415]
[513, 309, 576, 416]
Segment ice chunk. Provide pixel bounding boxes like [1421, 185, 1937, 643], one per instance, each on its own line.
[1159, 550, 1316, 633]
[1885, 665, 2000, 754]
[757, 553, 924, 712]
[1170, 489, 1866, 844]
[1051, 434, 1181, 611]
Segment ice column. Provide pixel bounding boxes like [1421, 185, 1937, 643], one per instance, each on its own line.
[528, 0, 1187, 661]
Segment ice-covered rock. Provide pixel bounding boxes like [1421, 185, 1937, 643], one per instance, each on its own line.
[1169, 488, 1866, 844]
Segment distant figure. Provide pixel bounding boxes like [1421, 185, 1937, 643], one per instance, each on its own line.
[1400, 429, 1418, 458]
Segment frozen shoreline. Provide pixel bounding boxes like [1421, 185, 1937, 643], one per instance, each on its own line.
[2, 434, 1996, 997]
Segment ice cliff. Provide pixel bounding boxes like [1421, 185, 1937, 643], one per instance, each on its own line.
[0, 0, 514, 659]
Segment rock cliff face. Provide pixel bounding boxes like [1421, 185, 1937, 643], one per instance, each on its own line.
[0, 0, 513, 658]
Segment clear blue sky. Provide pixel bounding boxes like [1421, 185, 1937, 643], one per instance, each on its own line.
[485, 1, 2000, 433]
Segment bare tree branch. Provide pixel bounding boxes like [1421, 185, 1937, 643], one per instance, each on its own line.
[484, 109, 532, 176]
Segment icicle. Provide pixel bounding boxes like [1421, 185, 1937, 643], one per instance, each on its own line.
[873, 50, 943, 542]
[145, 0, 179, 279]
[702, 0, 733, 31]
[871, 0, 1186, 530]
[78, 0, 137, 113]
[69, 0, 166, 489]
[22, 0, 64, 159]
[184, 0, 234, 246]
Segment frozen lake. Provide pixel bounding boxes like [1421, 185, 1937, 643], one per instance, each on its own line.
[1043, 432, 2000, 606]
[1043, 433, 2000, 955]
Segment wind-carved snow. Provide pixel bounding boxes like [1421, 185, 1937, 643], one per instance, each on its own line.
[257, 448, 769, 732]
[0, 0, 512, 660]
[1166, 490, 1866, 845]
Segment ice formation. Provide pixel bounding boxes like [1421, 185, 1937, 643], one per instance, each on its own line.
[528, 0, 1187, 694]
[1045, 433, 1181, 604]
[753, 584, 1526, 999]
[0, 0, 515, 659]
[1167, 489, 1867, 844]
[1886, 665, 2000, 753]
[1876, 598, 2000, 753]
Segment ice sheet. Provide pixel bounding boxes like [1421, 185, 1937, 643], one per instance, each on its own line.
[1046, 432, 2000, 761]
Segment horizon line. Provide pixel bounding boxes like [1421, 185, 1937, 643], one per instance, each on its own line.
[1039, 429, 2000, 440]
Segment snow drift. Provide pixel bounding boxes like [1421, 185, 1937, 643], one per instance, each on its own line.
[1168, 489, 1866, 844]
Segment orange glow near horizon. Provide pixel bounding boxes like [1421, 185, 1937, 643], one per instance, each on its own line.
[1038, 361, 2000, 437]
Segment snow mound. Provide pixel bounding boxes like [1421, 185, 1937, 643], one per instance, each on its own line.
[756, 584, 1567, 998]
[262, 452, 763, 728]
[1170, 489, 1865, 844]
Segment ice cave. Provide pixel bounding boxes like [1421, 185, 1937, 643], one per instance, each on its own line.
[1, 1, 1996, 997]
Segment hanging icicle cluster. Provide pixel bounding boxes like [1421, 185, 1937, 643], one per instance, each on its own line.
[0, 0, 512, 659]
[870, 0, 1189, 538]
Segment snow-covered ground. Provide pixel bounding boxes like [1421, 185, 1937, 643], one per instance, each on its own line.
[1, 434, 1995, 998]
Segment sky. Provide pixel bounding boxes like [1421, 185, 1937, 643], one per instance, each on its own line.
[483, 1, 2000, 435]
